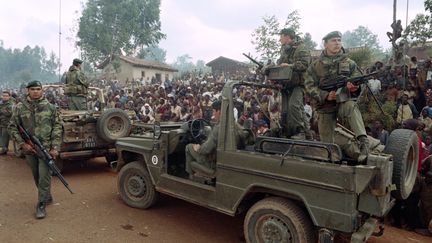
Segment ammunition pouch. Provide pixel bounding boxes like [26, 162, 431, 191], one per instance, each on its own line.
[64, 85, 88, 95]
[267, 66, 300, 89]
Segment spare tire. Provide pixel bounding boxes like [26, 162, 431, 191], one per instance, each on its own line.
[384, 129, 419, 200]
[97, 108, 131, 143]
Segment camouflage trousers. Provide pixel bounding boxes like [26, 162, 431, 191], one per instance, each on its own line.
[68, 95, 87, 110]
[318, 100, 366, 143]
[283, 86, 306, 137]
[25, 155, 52, 203]
[0, 127, 10, 153]
[185, 144, 212, 175]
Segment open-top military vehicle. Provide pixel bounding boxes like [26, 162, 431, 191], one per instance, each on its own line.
[14, 85, 134, 171]
[113, 67, 418, 242]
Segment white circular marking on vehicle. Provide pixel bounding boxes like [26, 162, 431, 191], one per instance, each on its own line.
[151, 155, 158, 165]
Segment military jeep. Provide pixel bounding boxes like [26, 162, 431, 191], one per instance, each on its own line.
[14, 85, 134, 171]
[113, 79, 418, 243]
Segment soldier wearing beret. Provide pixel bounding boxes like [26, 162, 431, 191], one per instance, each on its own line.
[64, 58, 89, 110]
[185, 100, 221, 178]
[304, 31, 369, 162]
[8, 80, 63, 219]
[277, 28, 311, 139]
[0, 91, 13, 154]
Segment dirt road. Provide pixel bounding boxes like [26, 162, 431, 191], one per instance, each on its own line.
[0, 153, 430, 243]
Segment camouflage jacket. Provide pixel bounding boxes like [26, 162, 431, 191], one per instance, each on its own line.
[8, 96, 62, 150]
[304, 50, 362, 112]
[65, 65, 88, 95]
[277, 41, 310, 86]
[0, 100, 13, 128]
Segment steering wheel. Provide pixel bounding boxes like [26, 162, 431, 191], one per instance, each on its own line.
[189, 119, 211, 143]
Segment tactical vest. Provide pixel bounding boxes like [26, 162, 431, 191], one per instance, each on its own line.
[314, 54, 352, 88]
[65, 66, 88, 95]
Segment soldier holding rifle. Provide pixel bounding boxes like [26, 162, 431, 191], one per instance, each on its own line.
[8, 80, 63, 219]
[304, 31, 369, 162]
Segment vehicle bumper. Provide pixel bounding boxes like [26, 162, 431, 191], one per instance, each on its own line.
[351, 218, 379, 243]
[318, 218, 380, 243]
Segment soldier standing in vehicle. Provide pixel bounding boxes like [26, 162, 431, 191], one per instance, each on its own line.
[8, 80, 62, 219]
[65, 58, 89, 110]
[304, 31, 369, 162]
[277, 28, 311, 139]
[185, 100, 221, 178]
[0, 91, 13, 154]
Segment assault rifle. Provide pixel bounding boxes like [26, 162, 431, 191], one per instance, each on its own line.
[319, 71, 379, 103]
[242, 53, 264, 69]
[17, 123, 74, 194]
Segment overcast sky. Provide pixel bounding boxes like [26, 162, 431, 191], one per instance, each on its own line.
[0, 0, 427, 71]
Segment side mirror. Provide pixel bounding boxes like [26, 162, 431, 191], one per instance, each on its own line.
[153, 121, 161, 139]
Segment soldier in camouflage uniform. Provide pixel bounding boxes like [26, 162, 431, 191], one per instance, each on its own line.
[304, 31, 369, 162]
[8, 80, 62, 219]
[185, 100, 221, 178]
[277, 28, 311, 139]
[0, 91, 13, 154]
[65, 58, 89, 110]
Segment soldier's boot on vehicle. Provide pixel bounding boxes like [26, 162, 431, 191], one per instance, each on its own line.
[291, 132, 306, 140]
[358, 135, 369, 163]
[35, 202, 46, 219]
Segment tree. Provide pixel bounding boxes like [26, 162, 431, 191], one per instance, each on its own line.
[137, 45, 166, 63]
[76, 0, 165, 65]
[342, 26, 381, 51]
[251, 10, 302, 62]
[0, 42, 60, 87]
[303, 33, 317, 51]
[404, 0, 432, 45]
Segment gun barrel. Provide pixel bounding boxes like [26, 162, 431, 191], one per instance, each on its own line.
[242, 53, 263, 68]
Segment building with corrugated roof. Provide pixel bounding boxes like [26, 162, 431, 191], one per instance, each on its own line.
[98, 55, 177, 85]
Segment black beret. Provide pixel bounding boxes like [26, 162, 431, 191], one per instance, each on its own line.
[73, 58, 83, 65]
[323, 31, 342, 41]
[212, 100, 222, 110]
[280, 28, 296, 37]
[26, 80, 42, 88]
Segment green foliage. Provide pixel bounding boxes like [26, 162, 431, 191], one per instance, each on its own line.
[170, 55, 211, 78]
[361, 99, 397, 131]
[303, 33, 317, 51]
[342, 26, 381, 51]
[137, 45, 166, 63]
[404, 0, 432, 45]
[347, 48, 373, 68]
[76, 0, 165, 65]
[251, 10, 302, 62]
[0, 41, 60, 87]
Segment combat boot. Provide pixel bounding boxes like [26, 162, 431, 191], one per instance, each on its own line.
[291, 132, 306, 140]
[358, 135, 369, 163]
[35, 202, 46, 219]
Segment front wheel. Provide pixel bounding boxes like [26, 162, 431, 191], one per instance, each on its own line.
[117, 161, 158, 209]
[244, 197, 315, 243]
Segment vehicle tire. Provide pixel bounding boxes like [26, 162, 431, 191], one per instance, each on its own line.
[118, 161, 158, 209]
[96, 108, 131, 143]
[384, 129, 419, 200]
[13, 140, 24, 158]
[244, 197, 316, 243]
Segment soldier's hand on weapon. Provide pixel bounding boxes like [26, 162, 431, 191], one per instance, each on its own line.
[49, 149, 59, 159]
[21, 143, 36, 154]
[279, 63, 293, 67]
[347, 82, 359, 92]
[327, 91, 337, 101]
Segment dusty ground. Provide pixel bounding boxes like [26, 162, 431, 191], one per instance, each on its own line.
[0, 153, 431, 243]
